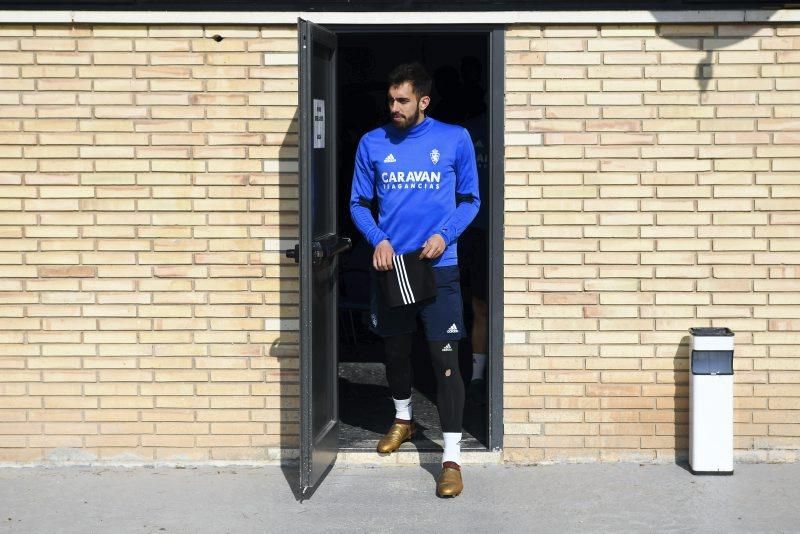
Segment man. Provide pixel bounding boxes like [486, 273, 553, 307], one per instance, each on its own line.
[350, 62, 480, 498]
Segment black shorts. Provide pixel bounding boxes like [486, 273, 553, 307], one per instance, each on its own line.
[458, 226, 488, 300]
[369, 265, 465, 341]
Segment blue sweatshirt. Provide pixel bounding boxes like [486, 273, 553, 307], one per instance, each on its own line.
[349, 117, 480, 268]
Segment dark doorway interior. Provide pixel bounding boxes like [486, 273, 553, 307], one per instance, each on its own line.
[335, 32, 491, 451]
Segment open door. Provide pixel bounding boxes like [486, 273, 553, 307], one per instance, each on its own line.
[292, 19, 348, 496]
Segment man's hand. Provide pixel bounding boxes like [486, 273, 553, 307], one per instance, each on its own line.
[373, 239, 394, 271]
[420, 234, 446, 260]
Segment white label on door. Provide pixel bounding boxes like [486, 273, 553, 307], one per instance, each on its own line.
[313, 99, 325, 149]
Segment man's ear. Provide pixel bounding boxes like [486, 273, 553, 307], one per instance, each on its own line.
[419, 95, 431, 111]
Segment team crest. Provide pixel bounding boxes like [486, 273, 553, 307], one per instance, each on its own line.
[430, 149, 440, 165]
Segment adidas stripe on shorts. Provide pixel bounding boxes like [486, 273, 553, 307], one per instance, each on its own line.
[376, 250, 436, 308]
[369, 265, 465, 341]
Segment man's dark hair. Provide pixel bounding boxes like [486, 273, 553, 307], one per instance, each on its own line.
[387, 62, 432, 99]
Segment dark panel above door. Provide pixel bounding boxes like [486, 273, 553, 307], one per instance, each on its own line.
[0, 0, 792, 10]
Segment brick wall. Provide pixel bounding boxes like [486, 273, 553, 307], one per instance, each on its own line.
[503, 23, 800, 464]
[0, 24, 300, 463]
[0, 21, 798, 465]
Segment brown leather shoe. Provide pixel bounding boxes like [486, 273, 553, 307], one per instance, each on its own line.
[376, 419, 416, 454]
[436, 461, 463, 497]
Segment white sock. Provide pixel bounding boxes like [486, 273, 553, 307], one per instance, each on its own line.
[393, 396, 412, 421]
[471, 353, 487, 382]
[442, 432, 462, 465]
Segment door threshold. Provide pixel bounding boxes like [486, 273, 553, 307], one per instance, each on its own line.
[336, 448, 502, 466]
[338, 434, 486, 451]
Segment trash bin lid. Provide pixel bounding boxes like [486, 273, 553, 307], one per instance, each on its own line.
[689, 327, 734, 337]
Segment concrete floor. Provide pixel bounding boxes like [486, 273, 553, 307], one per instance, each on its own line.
[1, 462, 798, 533]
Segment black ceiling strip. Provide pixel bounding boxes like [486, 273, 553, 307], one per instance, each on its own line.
[0, 1, 792, 11]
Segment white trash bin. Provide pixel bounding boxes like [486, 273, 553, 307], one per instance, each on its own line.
[689, 327, 734, 475]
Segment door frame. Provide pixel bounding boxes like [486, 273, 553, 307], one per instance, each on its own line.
[327, 24, 505, 451]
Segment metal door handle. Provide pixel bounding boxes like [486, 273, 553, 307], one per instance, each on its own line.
[285, 244, 300, 263]
[318, 236, 352, 259]
[284, 236, 351, 264]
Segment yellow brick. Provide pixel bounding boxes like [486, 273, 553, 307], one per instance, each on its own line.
[0, 51, 36, 64]
[154, 397, 207, 409]
[28, 436, 83, 448]
[148, 422, 206, 435]
[718, 51, 775, 64]
[139, 332, 193, 345]
[21, 66, 77, 79]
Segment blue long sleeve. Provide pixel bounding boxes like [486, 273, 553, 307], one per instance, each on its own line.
[437, 128, 480, 246]
[348, 117, 480, 267]
[350, 138, 389, 247]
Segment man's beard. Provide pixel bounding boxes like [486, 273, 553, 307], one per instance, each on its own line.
[393, 105, 421, 130]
